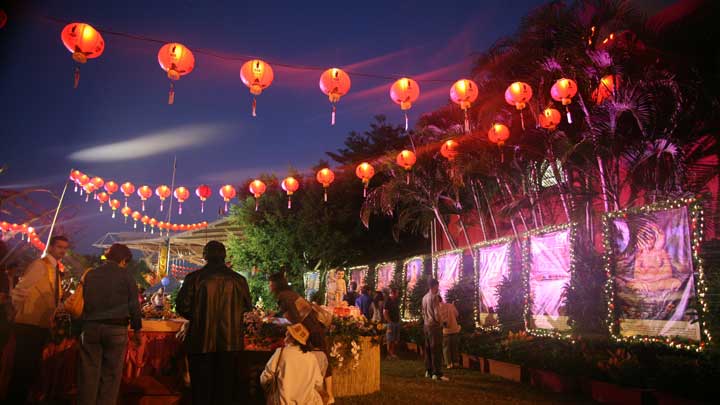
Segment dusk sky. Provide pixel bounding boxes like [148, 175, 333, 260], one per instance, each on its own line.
[0, 0, 672, 252]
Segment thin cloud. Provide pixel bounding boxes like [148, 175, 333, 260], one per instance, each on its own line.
[68, 124, 228, 162]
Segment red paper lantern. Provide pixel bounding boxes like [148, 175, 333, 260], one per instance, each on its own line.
[96, 191, 109, 211]
[171, 224, 180, 232]
[538, 108, 562, 130]
[149, 218, 158, 234]
[121, 206, 132, 223]
[131, 211, 142, 228]
[316, 168, 335, 202]
[104, 180, 119, 195]
[396, 150, 416, 184]
[158, 43, 195, 104]
[390, 78, 420, 131]
[90, 176, 104, 191]
[83, 183, 96, 202]
[137, 185, 153, 211]
[355, 162, 375, 197]
[109, 199, 121, 218]
[319, 68, 351, 125]
[505, 82, 533, 130]
[141, 215, 150, 232]
[550, 78, 578, 123]
[592, 75, 617, 105]
[173, 186, 190, 215]
[121, 182, 135, 206]
[219, 185, 237, 213]
[240, 59, 274, 117]
[0, 221, 9, 232]
[440, 139, 460, 161]
[155, 185, 171, 212]
[248, 180, 267, 211]
[281, 177, 299, 209]
[61, 23, 104, 88]
[69, 170, 82, 192]
[450, 79, 479, 132]
[195, 184, 212, 213]
[488, 123, 510, 147]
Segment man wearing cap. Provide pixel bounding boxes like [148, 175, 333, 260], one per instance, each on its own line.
[176, 241, 252, 404]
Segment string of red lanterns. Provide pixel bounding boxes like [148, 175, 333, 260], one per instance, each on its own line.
[0, 221, 46, 252]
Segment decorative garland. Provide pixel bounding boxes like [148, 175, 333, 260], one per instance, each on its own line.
[373, 260, 398, 291]
[432, 248, 464, 300]
[602, 197, 711, 352]
[347, 265, 369, 288]
[401, 255, 428, 321]
[471, 235, 516, 331]
[521, 222, 578, 340]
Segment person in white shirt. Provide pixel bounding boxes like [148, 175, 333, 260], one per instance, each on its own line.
[261, 323, 325, 405]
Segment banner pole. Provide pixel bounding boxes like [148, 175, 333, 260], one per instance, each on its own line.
[43, 173, 71, 257]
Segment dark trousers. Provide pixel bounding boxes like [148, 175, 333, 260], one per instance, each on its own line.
[6, 323, 49, 404]
[77, 322, 128, 405]
[443, 333, 460, 366]
[188, 351, 246, 405]
[423, 324, 444, 377]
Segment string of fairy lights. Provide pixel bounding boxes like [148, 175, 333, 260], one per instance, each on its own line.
[472, 235, 515, 332]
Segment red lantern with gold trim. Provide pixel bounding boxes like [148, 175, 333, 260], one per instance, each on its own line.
[488, 123, 510, 162]
[592, 75, 618, 105]
[109, 199, 121, 218]
[355, 162, 375, 198]
[450, 79, 479, 132]
[538, 108, 561, 130]
[121, 206, 132, 223]
[90, 177, 104, 199]
[158, 43, 195, 105]
[504, 82, 533, 130]
[440, 139, 459, 162]
[195, 184, 212, 213]
[121, 182, 135, 207]
[104, 180, 118, 196]
[96, 191, 109, 211]
[137, 185, 153, 211]
[173, 186, 190, 215]
[240, 59, 274, 117]
[390, 78, 420, 131]
[219, 185, 237, 213]
[149, 218, 158, 234]
[550, 78, 577, 123]
[83, 183, 96, 202]
[248, 180, 267, 211]
[70, 170, 82, 192]
[155, 185, 171, 212]
[315, 168, 335, 202]
[61, 23, 104, 88]
[131, 211, 142, 229]
[141, 215, 150, 232]
[319, 68, 351, 125]
[396, 150, 416, 184]
[281, 177, 299, 209]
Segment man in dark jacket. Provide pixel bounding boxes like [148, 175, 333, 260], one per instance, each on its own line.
[176, 241, 252, 405]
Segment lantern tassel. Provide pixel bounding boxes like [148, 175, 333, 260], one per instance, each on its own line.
[520, 110, 526, 131]
[124, 216, 128, 224]
[143, 225, 147, 233]
[255, 198, 259, 211]
[178, 204, 183, 215]
[404, 112, 409, 131]
[287, 197, 292, 210]
[324, 189, 328, 203]
[406, 172, 411, 185]
[201, 201, 205, 213]
[464, 110, 470, 134]
[80, 188, 84, 196]
[85, 193, 89, 202]
[124, 197, 128, 208]
[168, 82, 175, 105]
[74, 184, 78, 193]
[331, 104, 336, 126]
[141, 201, 146, 211]
[224, 201, 229, 213]
[112, 210, 116, 219]
[133, 221, 137, 229]
[99, 205, 103, 212]
[73, 67, 80, 89]
[363, 185, 367, 198]
[252, 97, 257, 117]
[160, 201, 164, 212]
[566, 106, 573, 124]
[150, 227, 154, 234]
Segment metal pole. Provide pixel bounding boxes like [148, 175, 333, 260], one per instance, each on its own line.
[164, 157, 177, 278]
[43, 176, 71, 257]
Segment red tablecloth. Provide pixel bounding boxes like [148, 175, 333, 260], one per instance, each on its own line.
[0, 331, 183, 402]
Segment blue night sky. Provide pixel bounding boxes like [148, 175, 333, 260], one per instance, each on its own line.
[0, 0, 671, 252]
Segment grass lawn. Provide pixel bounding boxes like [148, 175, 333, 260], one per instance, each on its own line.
[337, 357, 594, 405]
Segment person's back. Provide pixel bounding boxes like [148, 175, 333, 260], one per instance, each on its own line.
[83, 261, 141, 328]
[422, 291, 441, 327]
[355, 288, 372, 318]
[439, 302, 460, 335]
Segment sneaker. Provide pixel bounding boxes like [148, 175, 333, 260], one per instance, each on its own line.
[433, 375, 450, 382]
[446, 364, 454, 369]
[425, 370, 432, 378]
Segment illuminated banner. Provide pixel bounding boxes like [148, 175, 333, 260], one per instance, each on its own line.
[375, 262, 395, 291]
[609, 206, 700, 341]
[403, 257, 425, 320]
[349, 266, 368, 289]
[476, 241, 512, 327]
[303, 271, 320, 301]
[527, 228, 573, 331]
[435, 251, 461, 300]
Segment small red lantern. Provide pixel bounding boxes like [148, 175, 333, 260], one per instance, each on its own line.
[137, 185, 153, 211]
[319, 68, 352, 125]
[550, 78, 578, 123]
[158, 42, 195, 105]
[592, 75, 617, 105]
[141, 215, 150, 232]
[440, 139, 460, 162]
[248, 180, 267, 211]
[83, 183, 96, 202]
[173, 186, 190, 215]
[109, 199, 121, 218]
[104, 180, 119, 195]
[131, 211, 142, 229]
[488, 123, 511, 162]
[538, 108, 562, 130]
[450, 79, 479, 132]
[195, 184, 212, 213]
[505, 82, 533, 130]
[121, 182, 135, 207]
[171, 224, 180, 233]
[316, 168, 335, 202]
[70, 170, 82, 192]
[281, 177, 299, 209]
[155, 185, 171, 212]
[149, 218, 158, 234]
[158, 221, 166, 236]
[61, 23, 104, 88]
[355, 162, 375, 197]
[240, 59, 274, 117]
[390, 77, 420, 130]
[121, 206, 132, 223]
[90, 176, 104, 198]
[96, 191, 109, 211]
[219, 185, 237, 213]
[396, 150, 416, 184]
[77, 174, 90, 195]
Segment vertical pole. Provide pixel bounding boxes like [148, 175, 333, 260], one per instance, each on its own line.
[43, 176, 71, 257]
[164, 157, 177, 278]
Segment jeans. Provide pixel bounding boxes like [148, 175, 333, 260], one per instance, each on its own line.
[443, 333, 460, 366]
[77, 322, 128, 405]
[423, 324, 443, 377]
[188, 351, 247, 405]
[6, 323, 49, 404]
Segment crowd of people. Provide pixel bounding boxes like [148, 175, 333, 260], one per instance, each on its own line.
[0, 236, 461, 404]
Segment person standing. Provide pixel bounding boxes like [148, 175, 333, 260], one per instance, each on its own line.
[370, 291, 384, 323]
[421, 279, 448, 381]
[9, 235, 70, 403]
[176, 241, 252, 405]
[440, 298, 461, 369]
[343, 281, 358, 307]
[383, 287, 401, 360]
[78, 243, 142, 405]
[355, 285, 372, 319]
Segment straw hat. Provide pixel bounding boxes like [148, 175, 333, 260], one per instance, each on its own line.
[294, 297, 312, 322]
[287, 323, 310, 346]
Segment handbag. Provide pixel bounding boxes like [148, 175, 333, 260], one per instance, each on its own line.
[64, 268, 91, 319]
[264, 347, 284, 405]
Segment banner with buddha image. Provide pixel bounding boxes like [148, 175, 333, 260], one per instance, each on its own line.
[435, 251, 461, 301]
[403, 257, 425, 320]
[303, 271, 321, 301]
[375, 262, 395, 292]
[349, 266, 368, 290]
[609, 206, 700, 340]
[528, 228, 573, 331]
[476, 241, 513, 328]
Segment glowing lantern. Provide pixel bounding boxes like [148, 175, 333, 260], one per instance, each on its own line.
[155, 185, 171, 212]
[104, 180, 119, 196]
[440, 139, 460, 162]
[158, 221, 166, 236]
[121, 182, 135, 207]
[171, 224, 180, 233]
[488, 123, 511, 162]
[593, 75, 617, 104]
[248, 179, 267, 211]
[396, 150, 417, 184]
[240, 59, 274, 117]
[0, 222, 8, 232]
[131, 211, 142, 229]
[504, 82, 533, 130]
[83, 183, 96, 202]
[219, 185, 237, 213]
[158, 42, 195, 105]
[77, 174, 90, 195]
[319, 68, 351, 125]
[121, 206, 132, 223]
[173, 186, 190, 215]
[355, 162, 375, 198]
[137, 185, 153, 211]
[90, 176, 104, 199]
[69, 170, 82, 192]
[109, 199, 121, 218]
[390, 78, 420, 131]
[315, 168, 335, 202]
[149, 218, 158, 234]
[195, 184, 212, 213]
[96, 192, 109, 211]
[141, 215, 150, 232]
[538, 108, 561, 130]
[60, 23, 104, 88]
[450, 79, 479, 132]
[550, 78, 578, 123]
[281, 177, 299, 209]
